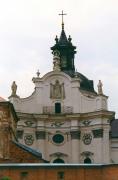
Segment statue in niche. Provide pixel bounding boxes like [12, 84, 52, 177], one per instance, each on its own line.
[97, 80, 103, 95]
[50, 80, 65, 99]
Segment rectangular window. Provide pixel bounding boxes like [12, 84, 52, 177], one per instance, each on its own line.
[20, 172, 28, 180]
[57, 171, 64, 180]
[55, 103, 61, 113]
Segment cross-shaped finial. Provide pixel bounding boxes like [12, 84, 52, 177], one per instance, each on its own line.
[59, 10, 67, 29]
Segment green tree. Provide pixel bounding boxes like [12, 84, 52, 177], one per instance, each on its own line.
[0, 176, 11, 180]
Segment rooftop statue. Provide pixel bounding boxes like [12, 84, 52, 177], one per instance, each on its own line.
[11, 81, 17, 97]
[97, 80, 103, 95]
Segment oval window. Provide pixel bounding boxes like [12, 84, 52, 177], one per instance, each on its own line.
[52, 134, 64, 144]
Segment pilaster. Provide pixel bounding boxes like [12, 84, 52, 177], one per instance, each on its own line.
[70, 120, 80, 163]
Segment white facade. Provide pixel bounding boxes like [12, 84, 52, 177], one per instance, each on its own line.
[9, 70, 114, 163]
[9, 23, 115, 164]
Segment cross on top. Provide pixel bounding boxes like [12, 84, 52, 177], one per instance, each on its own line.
[59, 10, 67, 29]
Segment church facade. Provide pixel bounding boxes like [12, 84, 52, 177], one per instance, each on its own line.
[9, 20, 117, 164]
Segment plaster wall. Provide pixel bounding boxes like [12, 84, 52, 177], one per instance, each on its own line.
[10, 72, 108, 115]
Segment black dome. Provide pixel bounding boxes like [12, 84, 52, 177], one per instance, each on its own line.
[63, 70, 96, 93]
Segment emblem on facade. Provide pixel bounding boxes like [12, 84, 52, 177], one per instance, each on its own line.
[82, 133, 92, 145]
[51, 121, 64, 127]
[24, 120, 35, 127]
[82, 120, 91, 126]
[24, 134, 34, 146]
[81, 151, 94, 157]
[50, 80, 65, 99]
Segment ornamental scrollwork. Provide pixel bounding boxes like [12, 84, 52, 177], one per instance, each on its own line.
[82, 133, 92, 145]
[24, 134, 34, 146]
[24, 120, 35, 127]
[82, 120, 91, 126]
[51, 121, 64, 127]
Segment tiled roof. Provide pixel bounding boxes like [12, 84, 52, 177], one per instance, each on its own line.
[12, 141, 42, 158]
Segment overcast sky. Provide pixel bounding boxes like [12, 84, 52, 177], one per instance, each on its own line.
[0, 0, 118, 118]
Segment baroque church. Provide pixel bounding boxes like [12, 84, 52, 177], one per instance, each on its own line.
[7, 13, 118, 165]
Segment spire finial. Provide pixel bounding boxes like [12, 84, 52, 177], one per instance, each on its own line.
[36, 70, 40, 77]
[59, 10, 67, 30]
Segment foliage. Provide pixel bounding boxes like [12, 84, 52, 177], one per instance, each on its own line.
[0, 176, 11, 180]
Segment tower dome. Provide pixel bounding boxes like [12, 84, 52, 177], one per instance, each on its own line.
[51, 11, 96, 93]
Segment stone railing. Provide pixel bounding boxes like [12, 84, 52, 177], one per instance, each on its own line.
[43, 106, 73, 114]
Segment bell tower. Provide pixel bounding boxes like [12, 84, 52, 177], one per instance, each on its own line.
[51, 11, 76, 76]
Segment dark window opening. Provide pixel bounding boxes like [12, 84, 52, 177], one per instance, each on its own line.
[57, 171, 65, 179]
[55, 103, 61, 113]
[20, 172, 28, 180]
[53, 158, 65, 163]
[52, 134, 64, 144]
[84, 157, 92, 164]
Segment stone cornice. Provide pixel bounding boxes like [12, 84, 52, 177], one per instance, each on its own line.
[33, 71, 72, 83]
[16, 110, 115, 121]
[80, 110, 115, 120]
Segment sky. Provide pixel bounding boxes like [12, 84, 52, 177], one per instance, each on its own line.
[0, 0, 118, 118]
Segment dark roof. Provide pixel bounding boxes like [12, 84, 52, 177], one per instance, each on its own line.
[111, 119, 118, 138]
[78, 72, 96, 93]
[58, 29, 68, 45]
[63, 70, 96, 93]
[51, 26, 96, 93]
[12, 141, 42, 158]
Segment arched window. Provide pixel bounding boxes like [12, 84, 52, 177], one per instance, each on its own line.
[84, 157, 92, 164]
[53, 158, 65, 163]
[55, 103, 61, 113]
